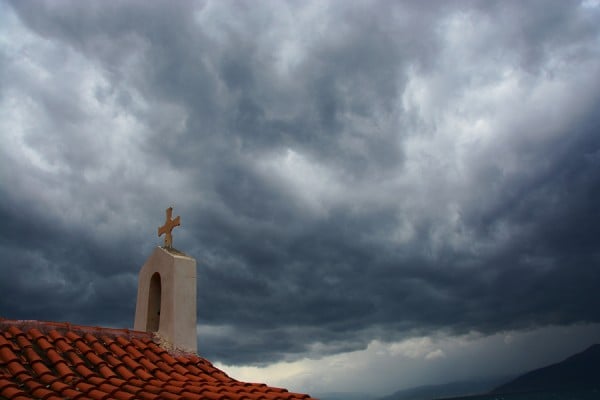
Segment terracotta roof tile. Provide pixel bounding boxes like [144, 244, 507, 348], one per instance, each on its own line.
[12, 372, 33, 386]
[1, 385, 27, 400]
[98, 364, 118, 379]
[114, 364, 137, 381]
[30, 385, 55, 399]
[0, 318, 318, 400]
[88, 388, 111, 400]
[181, 392, 204, 400]
[55, 360, 77, 380]
[91, 341, 111, 357]
[75, 363, 97, 378]
[48, 380, 70, 392]
[120, 382, 142, 395]
[0, 347, 18, 364]
[134, 367, 154, 380]
[112, 390, 136, 400]
[37, 372, 58, 385]
[137, 391, 160, 400]
[61, 387, 86, 399]
[161, 352, 180, 366]
[7, 360, 28, 376]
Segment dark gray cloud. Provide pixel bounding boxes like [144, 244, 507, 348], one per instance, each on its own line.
[1, 0, 599, 371]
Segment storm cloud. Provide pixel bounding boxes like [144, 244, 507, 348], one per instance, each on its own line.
[1, 0, 599, 377]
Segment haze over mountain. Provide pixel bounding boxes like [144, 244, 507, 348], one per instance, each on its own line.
[493, 344, 600, 394]
[372, 344, 600, 400]
[377, 376, 510, 400]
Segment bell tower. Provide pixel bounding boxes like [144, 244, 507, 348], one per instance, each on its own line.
[134, 208, 197, 352]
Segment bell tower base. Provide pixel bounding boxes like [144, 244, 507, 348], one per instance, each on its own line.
[134, 247, 197, 353]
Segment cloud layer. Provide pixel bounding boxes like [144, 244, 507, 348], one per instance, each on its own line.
[1, 0, 599, 372]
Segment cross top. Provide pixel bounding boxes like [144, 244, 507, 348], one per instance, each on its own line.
[158, 207, 181, 248]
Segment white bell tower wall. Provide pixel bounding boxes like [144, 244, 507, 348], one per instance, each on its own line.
[134, 246, 197, 352]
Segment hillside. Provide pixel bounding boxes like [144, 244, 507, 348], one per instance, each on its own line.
[377, 376, 510, 400]
[492, 344, 600, 394]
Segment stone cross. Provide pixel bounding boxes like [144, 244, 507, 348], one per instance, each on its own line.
[158, 207, 181, 248]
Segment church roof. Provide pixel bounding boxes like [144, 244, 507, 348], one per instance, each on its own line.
[0, 318, 316, 400]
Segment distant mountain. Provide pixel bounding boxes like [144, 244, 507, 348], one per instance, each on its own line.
[315, 392, 377, 400]
[376, 376, 510, 400]
[493, 344, 600, 394]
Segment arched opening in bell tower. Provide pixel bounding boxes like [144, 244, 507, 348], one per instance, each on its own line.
[147, 272, 161, 332]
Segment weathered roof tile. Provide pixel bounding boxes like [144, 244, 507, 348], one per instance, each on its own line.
[0, 318, 317, 400]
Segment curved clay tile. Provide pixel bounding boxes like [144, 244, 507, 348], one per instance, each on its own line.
[0, 318, 317, 400]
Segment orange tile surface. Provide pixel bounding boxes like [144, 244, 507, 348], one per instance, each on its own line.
[0, 319, 317, 400]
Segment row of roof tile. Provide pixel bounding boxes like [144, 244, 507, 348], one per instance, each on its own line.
[0, 319, 316, 400]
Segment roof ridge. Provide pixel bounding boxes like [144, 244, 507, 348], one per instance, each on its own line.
[0, 318, 151, 340]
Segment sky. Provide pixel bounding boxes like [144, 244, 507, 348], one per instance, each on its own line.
[1, 0, 600, 396]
